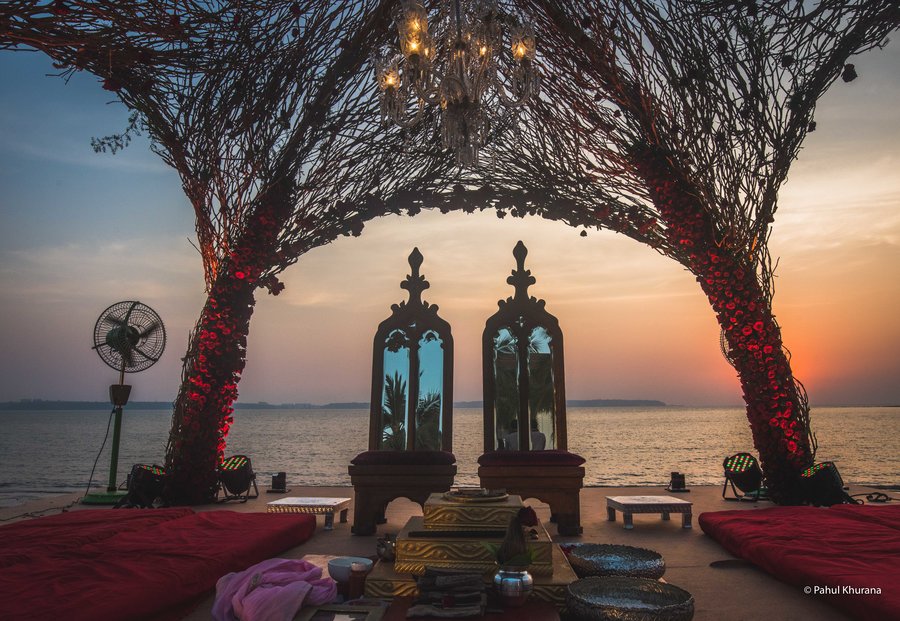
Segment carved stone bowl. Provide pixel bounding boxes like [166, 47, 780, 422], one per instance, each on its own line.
[565, 544, 666, 579]
[566, 577, 694, 621]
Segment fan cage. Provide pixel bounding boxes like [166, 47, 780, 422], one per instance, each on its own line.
[93, 301, 166, 373]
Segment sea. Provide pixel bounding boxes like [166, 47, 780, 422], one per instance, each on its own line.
[1, 406, 897, 508]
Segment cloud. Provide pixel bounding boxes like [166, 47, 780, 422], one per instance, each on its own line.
[0, 133, 170, 174]
[0, 237, 201, 299]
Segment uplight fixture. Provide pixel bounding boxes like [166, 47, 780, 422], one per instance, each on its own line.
[800, 461, 849, 506]
[722, 452, 765, 501]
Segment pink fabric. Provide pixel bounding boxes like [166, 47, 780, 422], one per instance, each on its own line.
[212, 558, 337, 621]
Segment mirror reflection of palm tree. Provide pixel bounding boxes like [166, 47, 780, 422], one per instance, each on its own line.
[529, 353, 554, 418]
[494, 327, 554, 448]
[381, 371, 407, 450]
[381, 373, 443, 450]
[415, 390, 442, 450]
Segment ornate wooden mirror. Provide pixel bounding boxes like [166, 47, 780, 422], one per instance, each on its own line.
[482, 241, 567, 452]
[369, 248, 454, 452]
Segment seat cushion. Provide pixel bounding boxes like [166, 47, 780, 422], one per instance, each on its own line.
[700, 504, 900, 621]
[477, 450, 586, 467]
[0, 509, 316, 621]
[351, 450, 456, 466]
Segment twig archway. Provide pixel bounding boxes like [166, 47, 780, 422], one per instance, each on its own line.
[2, 0, 897, 503]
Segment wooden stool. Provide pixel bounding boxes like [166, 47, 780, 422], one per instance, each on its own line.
[478, 452, 585, 536]
[348, 451, 456, 535]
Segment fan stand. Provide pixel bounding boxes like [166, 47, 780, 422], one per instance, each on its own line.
[82, 369, 132, 505]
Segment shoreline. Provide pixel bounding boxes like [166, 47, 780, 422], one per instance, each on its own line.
[5, 482, 898, 522]
[4, 480, 898, 514]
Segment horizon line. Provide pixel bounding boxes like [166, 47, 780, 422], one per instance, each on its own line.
[2, 398, 898, 410]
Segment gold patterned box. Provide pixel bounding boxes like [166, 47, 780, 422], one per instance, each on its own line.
[423, 492, 523, 531]
[393, 516, 554, 576]
[365, 544, 576, 611]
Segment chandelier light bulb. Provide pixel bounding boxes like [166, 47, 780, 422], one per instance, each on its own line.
[512, 43, 527, 60]
[511, 25, 536, 62]
[397, 0, 431, 59]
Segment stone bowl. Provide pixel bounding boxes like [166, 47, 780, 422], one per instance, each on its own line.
[566, 577, 694, 621]
[565, 544, 666, 579]
[327, 556, 373, 583]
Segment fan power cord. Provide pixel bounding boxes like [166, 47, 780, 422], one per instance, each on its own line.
[84, 407, 117, 498]
[849, 491, 898, 504]
[0, 497, 81, 523]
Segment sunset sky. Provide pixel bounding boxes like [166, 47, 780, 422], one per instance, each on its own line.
[1, 42, 898, 408]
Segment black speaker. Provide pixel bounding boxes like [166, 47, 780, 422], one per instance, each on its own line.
[271, 471, 287, 492]
[667, 471, 689, 492]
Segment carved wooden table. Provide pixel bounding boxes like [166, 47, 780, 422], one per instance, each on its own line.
[266, 496, 351, 530]
[606, 495, 693, 530]
[383, 597, 560, 621]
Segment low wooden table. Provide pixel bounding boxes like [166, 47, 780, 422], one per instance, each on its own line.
[383, 596, 560, 621]
[266, 496, 351, 530]
[606, 495, 693, 530]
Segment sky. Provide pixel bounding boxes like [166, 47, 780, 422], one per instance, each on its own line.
[1, 42, 898, 408]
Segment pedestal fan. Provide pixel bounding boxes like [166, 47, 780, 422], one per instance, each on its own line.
[82, 301, 166, 504]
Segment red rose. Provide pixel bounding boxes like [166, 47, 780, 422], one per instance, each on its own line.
[518, 506, 539, 527]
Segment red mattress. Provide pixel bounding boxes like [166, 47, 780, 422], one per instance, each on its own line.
[0, 508, 316, 621]
[699, 504, 900, 620]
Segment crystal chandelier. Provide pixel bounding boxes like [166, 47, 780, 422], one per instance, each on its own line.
[373, 0, 540, 166]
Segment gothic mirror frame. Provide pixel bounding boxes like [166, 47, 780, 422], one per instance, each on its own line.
[482, 241, 567, 452]
[369, 248, 454, 452]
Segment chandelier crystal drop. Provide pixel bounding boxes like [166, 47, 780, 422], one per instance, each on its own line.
[373, 0, 540, 166]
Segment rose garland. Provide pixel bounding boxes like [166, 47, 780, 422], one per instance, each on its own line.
[635, 145, 812, 503]
[165, 205, 284, 504]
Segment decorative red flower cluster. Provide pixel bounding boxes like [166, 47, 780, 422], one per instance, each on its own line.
[635, 146, 811, 502]
[167, 204, 284, 503]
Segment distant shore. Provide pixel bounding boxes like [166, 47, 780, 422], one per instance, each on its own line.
[0, 398, 667, 411]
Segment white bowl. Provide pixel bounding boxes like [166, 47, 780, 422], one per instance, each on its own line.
[327, 556, 373, 583]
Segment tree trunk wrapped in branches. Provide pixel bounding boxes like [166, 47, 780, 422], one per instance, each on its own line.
[633, 144, 812, 501]
[166, 193, 287, 503]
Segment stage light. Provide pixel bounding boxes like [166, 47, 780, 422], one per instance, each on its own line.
[722, 452, 765, 501]
[117, 463, 166, 508]
[800, 461, 851, 506]
[217, 455, 259, 503]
